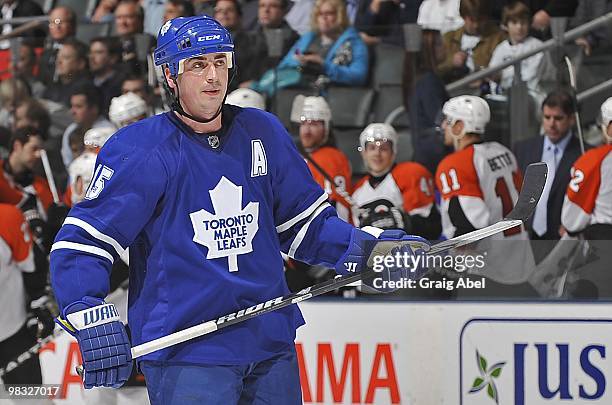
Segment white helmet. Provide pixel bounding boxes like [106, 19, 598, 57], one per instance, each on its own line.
[84, 127, 116, 149]
[442, 95, 490, 135]
[601, 97, 612, 140]
[226, 88, 266, 110]
[300, 96, 332, 135]
[109, 93, 148, 128]
[68, 152, 97, 204]
[359, 123, 398, 153]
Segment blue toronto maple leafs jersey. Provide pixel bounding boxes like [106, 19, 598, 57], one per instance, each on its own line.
[50, 106, 355, 365]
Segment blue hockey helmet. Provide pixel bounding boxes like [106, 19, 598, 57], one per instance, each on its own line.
[154, 16, 235, 78]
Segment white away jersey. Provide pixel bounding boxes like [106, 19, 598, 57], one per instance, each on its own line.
[435, 142, 535, 283]
[562, 144, 612, 233]
[0, 204, 34, 341]
[352, 162, 435, 225]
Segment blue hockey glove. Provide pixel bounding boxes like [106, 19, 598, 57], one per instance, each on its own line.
[56, 297, 132, 389]
[335, 227, 430, 291]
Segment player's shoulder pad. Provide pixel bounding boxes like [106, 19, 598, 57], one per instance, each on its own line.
[96, 114, 176, 168]
[231, 106, 289, 142]
[574, 144, 612, 174]
[394, 161, 433, 179]
[315, 146, 350, 163]
[436, 146, 482, 198]
[436, 146, 475, 177]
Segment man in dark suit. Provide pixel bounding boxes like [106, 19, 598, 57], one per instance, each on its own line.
[514, 88, 586, 261]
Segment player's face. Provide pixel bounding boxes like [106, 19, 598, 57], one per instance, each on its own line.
[299, 120, 326, 149]
[14, 135, 42, 171]
[542, 105, 575, 143]
[171, 54, 229, 120]
[442, 116, 463, 147]
[362, 141, 394, 175]
[507, 18, 529, 44]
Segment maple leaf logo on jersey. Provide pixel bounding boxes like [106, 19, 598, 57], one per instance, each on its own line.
[190, 177, 259, 272]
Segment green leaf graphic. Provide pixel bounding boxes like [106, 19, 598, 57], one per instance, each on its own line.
[491, 367, 503, 377]
[479, 353, 487, 374]
[472, 378, 484, 388]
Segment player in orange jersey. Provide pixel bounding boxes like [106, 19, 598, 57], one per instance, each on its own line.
[562, 97, 612, 239]
[0, 127, 53, 211]
[352, 123, 441, 240]
[298, 96, 352, 222]
[558, 98, 612, 298]
[436, 95, 537, 296]
[0, 204, 54, 388]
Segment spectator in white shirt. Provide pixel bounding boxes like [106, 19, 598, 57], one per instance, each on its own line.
[488, 1, 543, 94]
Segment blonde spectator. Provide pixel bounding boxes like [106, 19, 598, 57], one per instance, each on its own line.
[253, 0, 368, 95]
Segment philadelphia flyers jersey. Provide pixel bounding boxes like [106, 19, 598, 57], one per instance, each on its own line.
[352, 162, 435, 225]
[0, 204, 34, 341]
[0, 161, 54, 213]
[435, 142, 534, 284]
[306, 146, 352, 222]
[562, 144, 612, 234]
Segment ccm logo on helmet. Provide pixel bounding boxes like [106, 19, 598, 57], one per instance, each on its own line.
[198, 34, 221, 41]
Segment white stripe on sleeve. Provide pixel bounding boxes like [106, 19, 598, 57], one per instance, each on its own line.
[51, 241, 115, 263]
[63, 217, 126, 256]
[288, 202, 331, 258]
[276, 193, 329, 233]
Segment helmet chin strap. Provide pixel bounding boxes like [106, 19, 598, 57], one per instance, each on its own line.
[165, 68, 237, 126]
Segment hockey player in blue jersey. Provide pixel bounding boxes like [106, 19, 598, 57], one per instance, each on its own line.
[49, 15, 429, 404]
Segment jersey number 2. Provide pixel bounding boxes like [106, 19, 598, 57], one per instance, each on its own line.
[495, 177, 520, 236]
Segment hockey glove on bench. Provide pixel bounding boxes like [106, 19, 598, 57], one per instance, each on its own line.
[56, 297, 132, 388]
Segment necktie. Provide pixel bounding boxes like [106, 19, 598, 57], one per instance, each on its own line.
[532, 145, 559, 236]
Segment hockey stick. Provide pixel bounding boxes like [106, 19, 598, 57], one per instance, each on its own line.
[564, 55, 586, 155]
[40, 150, 60, 204]
[75, 162, 547, 376]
